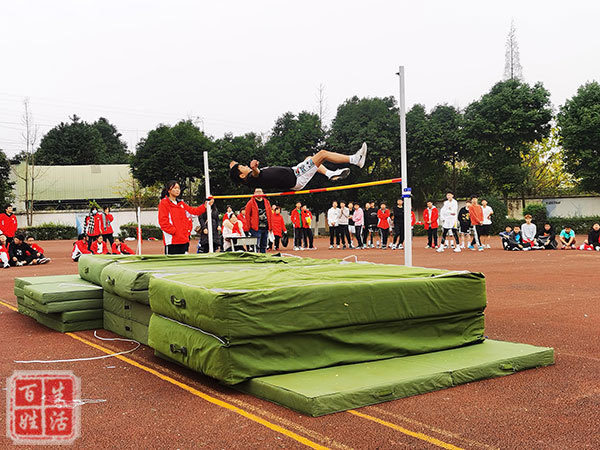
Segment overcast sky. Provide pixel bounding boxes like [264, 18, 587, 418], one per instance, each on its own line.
[1, 1, 599, 157]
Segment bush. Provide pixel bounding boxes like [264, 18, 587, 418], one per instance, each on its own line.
[523, 203, 548, 223]
[503, 216, 600, 235]
[118, 222, 163, 240]
[20, 223, 78, 240]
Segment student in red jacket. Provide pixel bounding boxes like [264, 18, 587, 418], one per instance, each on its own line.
[85, 207, 103, 250]
[90, 235, 109, 254]
[244, 188, 272, 253]
[0, 204, 18, 243]
[111, 237, 135, 255]
[301, 205, 315, 250]
[468, 196, 485, 251]
[101, 206, 115, 248]
[72, 234, 91, 262]
[158, 180, 207, 255]
[423, 201, 439, 249]
[271, 206, 286, 250]
[290, 202, 303, 250]
[237, 208, 249, 233]
[377, 203, 391, 249]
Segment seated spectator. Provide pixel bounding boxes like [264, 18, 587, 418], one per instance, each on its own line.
[112, 237, 135, 255]
[0, 234, 10, 268]
[90, 235, 110, 254]
[580, 222, 600, 251]
[9, 233, 48, 265]
[558, 226, 576, 249]
[72, 233, 91, 262]
[502, 225, 529, 251]
[521, 215, 537, 247]
[499, 226, 512, 239]
[26, 236, 51, 263]
[222, 214, 245, 252]
[535, 223, 557, 250]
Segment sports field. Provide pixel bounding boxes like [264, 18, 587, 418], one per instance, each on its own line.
[1, 237, 598, 449]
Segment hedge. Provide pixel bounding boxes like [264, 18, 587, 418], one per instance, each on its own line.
[119, 223, 163, 240]
[19, 223, 78, 240]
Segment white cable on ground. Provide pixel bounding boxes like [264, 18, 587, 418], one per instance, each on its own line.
[14, 331, 140, 364]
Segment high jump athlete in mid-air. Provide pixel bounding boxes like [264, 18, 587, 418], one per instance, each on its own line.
[229, 143, 368, 191]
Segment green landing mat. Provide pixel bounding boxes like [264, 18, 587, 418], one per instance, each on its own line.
[103, 292, 152, 326]
[24, 281, 103, 303]
[14, 274, 82, 290]
[103, 310, 149, 345]
[20, 295, 103, 314]
[17, 304, 103, 333]
[236, 340, 555, 417]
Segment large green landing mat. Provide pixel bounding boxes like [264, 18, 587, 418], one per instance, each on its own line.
[103, 292, 152, 325]
[20, 295, 103, 314]
[101, 252, 340, 303]
[149, 312, 484, 385]
[236, 340, 555, 417]
[149, 265, 485, 339]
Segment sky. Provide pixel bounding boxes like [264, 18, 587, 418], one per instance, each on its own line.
[1, 0, 599, 157]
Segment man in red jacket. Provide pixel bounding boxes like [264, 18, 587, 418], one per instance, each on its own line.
[0, 204, 18, 243]
[377, 203, 391, 249]
[423, 201, 439, 249]
[244, 188, 272, 253]
[468, 196, 485, 252]
[290, 202, 303, 250]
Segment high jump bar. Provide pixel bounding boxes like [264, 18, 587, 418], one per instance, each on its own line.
[209, 177, 402, 200]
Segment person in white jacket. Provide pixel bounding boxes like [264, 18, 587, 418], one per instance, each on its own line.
[437, 191, 461, 253]
[327, 201, 340, 249]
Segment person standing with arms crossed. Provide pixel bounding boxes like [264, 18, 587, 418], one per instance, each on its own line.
[468, 196, 485, 251]
[290, 202, 303, 251]
[327, 201, 340, 249]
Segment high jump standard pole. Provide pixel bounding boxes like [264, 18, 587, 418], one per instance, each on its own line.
[203, 151, 214, 253]
[397, 66, 412, 267]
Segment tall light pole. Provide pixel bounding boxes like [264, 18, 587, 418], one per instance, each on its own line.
[397, 66, 412, 266]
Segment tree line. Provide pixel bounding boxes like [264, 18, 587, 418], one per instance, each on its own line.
[1, 79, 599, 217]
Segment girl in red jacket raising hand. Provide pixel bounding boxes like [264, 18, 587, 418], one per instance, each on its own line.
[158, 180, 207, 255]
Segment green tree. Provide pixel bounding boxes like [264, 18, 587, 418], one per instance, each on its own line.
[0, 149, 15, 205]
[326, 96, 401, 210]
[557, 81, 600, 193]
[132, 121, 213, 201]
[92, 117, 131, 163]
[462, 79, 553, 202]
[521, 127, 573, 197]
[35, 115, 127, 165]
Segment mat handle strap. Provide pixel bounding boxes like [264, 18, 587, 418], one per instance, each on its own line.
[169, 344, 188, 356]
[170, 295, 186, 308]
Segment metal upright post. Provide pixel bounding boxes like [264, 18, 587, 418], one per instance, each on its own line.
[203, 151, 214, 253]
[398, 66, 412, 266]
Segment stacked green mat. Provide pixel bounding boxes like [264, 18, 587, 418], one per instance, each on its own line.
[15, 276, 103, 332]
[97, 252, 340, 345]
[148, 264, 487, 384]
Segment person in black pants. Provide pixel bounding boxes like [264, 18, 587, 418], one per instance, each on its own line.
[392, 198, 404, 249]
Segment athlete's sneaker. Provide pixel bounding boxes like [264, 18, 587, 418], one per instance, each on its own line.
[329, 168, 350, 181]
[38, 257, 50, 264]
[486, 244, 491, 249]
[468, 245, 475, 250]
[453, 247, 462, 253]
[390, 244, 396, 249]
[3, 263, 9, 269]
[329, 245, 334, 249]
[337, 245, 340, 249]
[354, 142, 368, 168]
[478, 247, 484, 252]
[425, 245, 431, 249]
[436, 246, 445, 253]
[293, 246, 300, 251]
[397, 244, 404, 250]
[16, 261, 24, 266]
